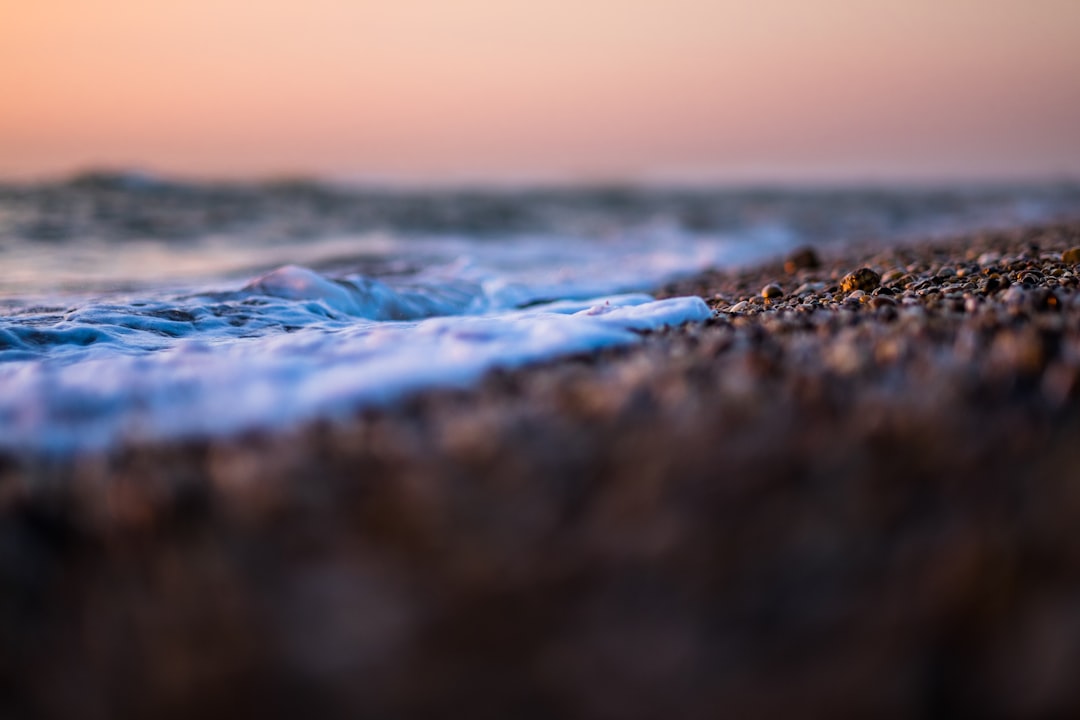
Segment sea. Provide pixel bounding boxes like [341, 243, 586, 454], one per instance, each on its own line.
[1, 173, 1078, 453]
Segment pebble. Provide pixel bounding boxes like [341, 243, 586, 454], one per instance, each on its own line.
[870, 296, 896, 309]
[840, 268, 882, 293]
[1063, 247, 1080, 265]
[881, 269, 905, 285]
[1002, 286, 1026, 306]
[784, 247, 821, 273]
[793, 282, 824, 296]
[729, 301, 751, 313]
[761, 284, 784, 299]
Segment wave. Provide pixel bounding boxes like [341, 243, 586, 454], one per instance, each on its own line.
[0, 291, 711, 453]
[243, 265, 483, 320]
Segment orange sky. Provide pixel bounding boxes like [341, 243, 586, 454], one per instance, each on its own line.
[2, 0, 1079, 183]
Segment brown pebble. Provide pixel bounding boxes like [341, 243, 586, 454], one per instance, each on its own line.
[870, 296, 896, 309]
[840, 268, 881, 293]
[784, 247, 821, 273]
[1062, 247, 1080, 265]
[761, 284, 783, 299]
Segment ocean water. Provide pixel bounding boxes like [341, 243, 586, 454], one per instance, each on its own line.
[1, 175, 1078, 453]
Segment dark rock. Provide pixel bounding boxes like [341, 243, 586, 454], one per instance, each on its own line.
[840, 268, 881, 293]
[784, 246, 821, 273]
[761, 284, 784, 299]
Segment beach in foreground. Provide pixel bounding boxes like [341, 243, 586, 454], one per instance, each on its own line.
[4, 221, 1080, 718]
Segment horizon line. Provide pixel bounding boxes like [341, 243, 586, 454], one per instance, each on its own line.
[3, 165, 1080, 192]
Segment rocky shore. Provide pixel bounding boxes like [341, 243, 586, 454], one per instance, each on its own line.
[4, 221, 1080, 718]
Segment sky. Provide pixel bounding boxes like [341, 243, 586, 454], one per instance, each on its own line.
[2, 0, 1079, 184]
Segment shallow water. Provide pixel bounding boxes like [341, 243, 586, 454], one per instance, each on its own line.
[2, 176, 1078, 452]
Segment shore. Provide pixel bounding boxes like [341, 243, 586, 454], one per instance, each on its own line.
[4, 221, 1080, 718]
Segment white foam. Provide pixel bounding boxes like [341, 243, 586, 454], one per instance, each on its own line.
[0, 294, 710, 452]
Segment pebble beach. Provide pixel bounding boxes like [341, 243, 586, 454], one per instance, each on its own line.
[4, 220, 1080, 718]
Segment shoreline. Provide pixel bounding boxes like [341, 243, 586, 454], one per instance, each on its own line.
[4, 221, 1080, 717]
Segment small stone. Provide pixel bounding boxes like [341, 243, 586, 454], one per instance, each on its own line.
[729, 301, 751, 313]
[793, 282, 824, 296]
[784, 247, 821, 273]
[881, 269, 905, 285]
[840, 268, 881, 293]
[870, 296, 896, 309]
[977, 251, 1001, 267]
[1062, 247, 1080, 265]
[761, 284, 783, 299]
[1002, 286, 1026, 306]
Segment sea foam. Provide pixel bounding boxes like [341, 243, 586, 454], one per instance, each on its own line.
[0, 285, 709, 452]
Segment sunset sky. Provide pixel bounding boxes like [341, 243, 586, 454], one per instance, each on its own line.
[2, 0, 1079, 183]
